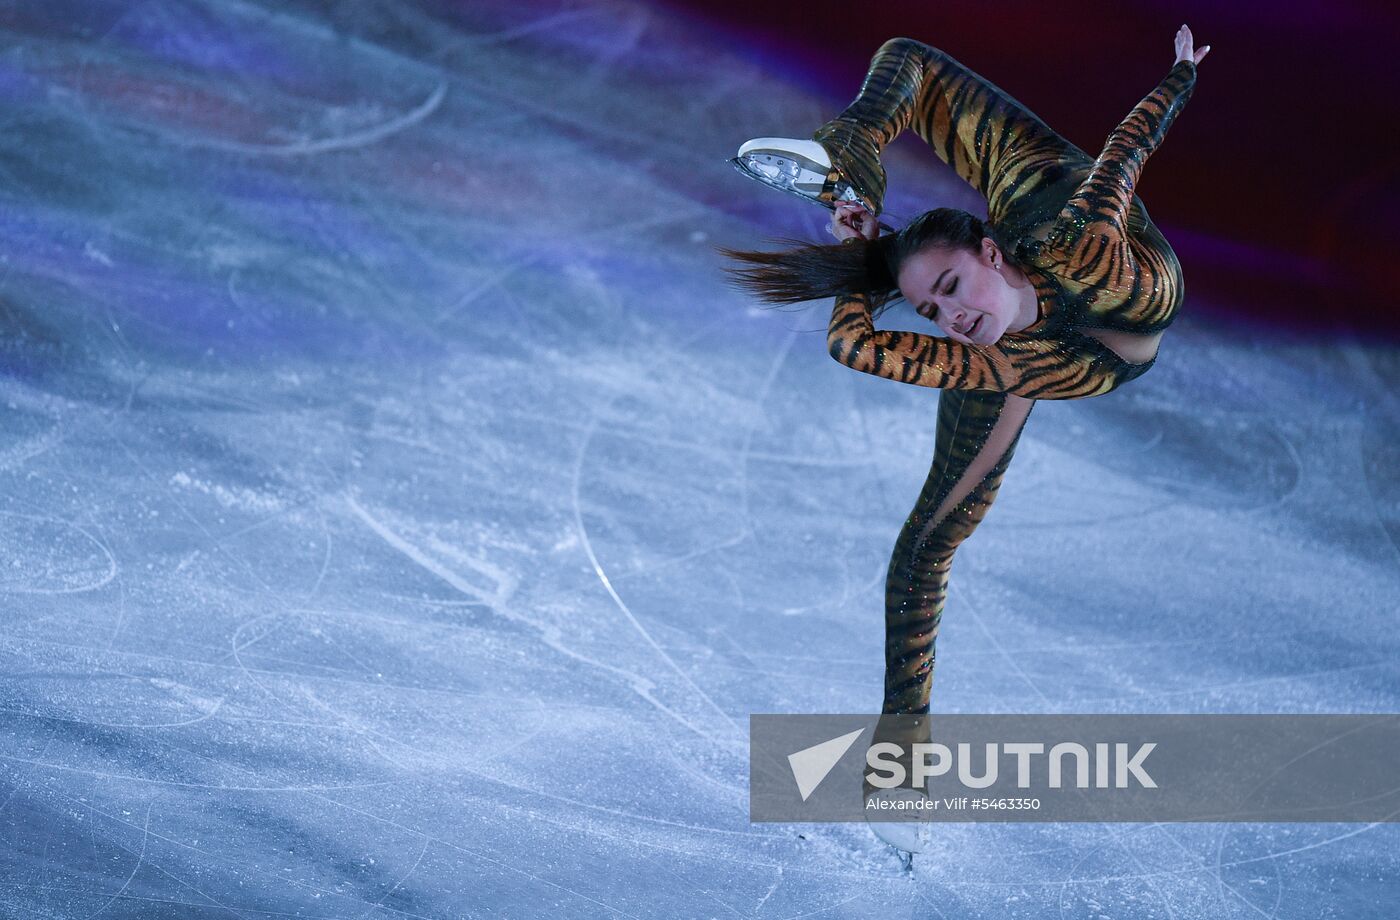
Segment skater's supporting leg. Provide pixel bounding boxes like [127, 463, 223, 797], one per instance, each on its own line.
[883, 390, 1036, 715]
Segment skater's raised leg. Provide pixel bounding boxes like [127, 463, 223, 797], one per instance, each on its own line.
[811, 37, 1094, 222]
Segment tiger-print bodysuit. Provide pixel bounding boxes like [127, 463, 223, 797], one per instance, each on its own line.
[814, 38, 1197, 717]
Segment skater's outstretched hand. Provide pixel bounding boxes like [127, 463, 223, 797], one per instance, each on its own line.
[831, 202, 879, 243]
[1174, 24, 1211, 65]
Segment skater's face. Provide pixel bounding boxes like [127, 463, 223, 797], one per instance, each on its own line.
[897, 240, 1015, 346]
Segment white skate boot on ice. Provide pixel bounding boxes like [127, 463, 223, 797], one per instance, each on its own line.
[864, 787, 932, 872]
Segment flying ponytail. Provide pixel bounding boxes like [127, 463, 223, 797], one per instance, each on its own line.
[718, 207, 1011, 318]
[715, 233, 898, 309]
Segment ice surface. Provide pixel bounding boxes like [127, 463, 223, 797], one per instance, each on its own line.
[0, 1, 1397, 917]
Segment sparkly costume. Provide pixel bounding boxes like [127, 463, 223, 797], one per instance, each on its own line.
[817, 38, 1197, 715]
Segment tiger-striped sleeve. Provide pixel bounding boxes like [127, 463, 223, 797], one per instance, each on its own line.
[826, 293, 1124, 398]
[827, 292, 1019, 391]
[1045, 60, 1196, 250]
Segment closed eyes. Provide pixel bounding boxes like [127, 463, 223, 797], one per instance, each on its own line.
[921, 277, 957, 318]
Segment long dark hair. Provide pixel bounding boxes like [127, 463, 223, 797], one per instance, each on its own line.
[717, 207, 1005, 318]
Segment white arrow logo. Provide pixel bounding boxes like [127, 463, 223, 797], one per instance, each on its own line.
[788, 728, 867, 801]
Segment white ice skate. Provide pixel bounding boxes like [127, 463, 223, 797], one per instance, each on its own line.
[864, 787, 932, 870]
[730, 136, 890, 229]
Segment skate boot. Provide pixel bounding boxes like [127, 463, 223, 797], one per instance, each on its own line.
[861, 710, 932, 870]
[864, 786, 932, 871]
[730, 133, 888, 229]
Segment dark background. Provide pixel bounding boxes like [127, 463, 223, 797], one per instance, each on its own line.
[661, 0, 1400, 339]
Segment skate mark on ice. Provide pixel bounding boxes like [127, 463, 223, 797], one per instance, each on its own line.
[0, 511, 119, 595]
[200, 81, 446, 157]
[45, 789, 397, 918]
[307, 793, 649, 919]
[346, 490, 733, 748]
[79, 803, 152, 920]
[345, 493, 515, 607]
[572, 413, 747, 751]
[0, 752, 391, 793]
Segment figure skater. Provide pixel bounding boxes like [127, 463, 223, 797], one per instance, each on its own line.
[722, 25, 1209, 857]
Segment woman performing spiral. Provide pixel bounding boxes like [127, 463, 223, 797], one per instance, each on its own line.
[722, 26, 1209, 852]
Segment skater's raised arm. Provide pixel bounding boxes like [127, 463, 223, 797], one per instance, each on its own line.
[826, 292, 1123, 399]
[1046, 26, 1206, 249]
[826, 292, 1023, 392]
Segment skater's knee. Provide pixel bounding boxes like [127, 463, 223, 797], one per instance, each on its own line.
[878, 36, 941, 62]
[886, 532, 956, 579]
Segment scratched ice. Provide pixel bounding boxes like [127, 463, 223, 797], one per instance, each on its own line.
[0, 1, 1397, 918]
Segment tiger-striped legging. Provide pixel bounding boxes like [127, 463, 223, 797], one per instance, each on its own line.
[814, 38, 1194, 719]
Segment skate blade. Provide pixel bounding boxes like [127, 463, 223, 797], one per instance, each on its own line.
[728, 152, 840, 202]
[728, 155, 893, 233]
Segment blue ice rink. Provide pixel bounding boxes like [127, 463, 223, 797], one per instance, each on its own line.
[1, 1, 1398, 917]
